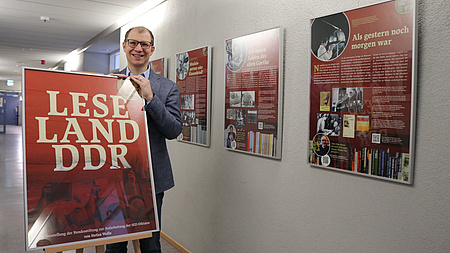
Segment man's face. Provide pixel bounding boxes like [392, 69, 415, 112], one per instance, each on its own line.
[123, 29, 155, 68]
[321, 136, 329, 147]
[349, 90, 355, 97]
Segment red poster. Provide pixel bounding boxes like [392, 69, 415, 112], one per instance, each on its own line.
[150, 58, 166, 77]
[23, 69, 157, 250]
[309, 0, 416, 183]
[224, 28, 283, 158]
[176, 46, 211, 146]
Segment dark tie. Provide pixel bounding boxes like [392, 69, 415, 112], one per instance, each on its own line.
[127, 72, 145, 78]
[130, 73, 144, 98]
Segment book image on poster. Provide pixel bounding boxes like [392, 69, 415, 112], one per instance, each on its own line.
[224, 27, 284, 159]
[22, 69, 158, 251]
[308, 0, 417, 184]
[320, 91, 331, 111]
[342, 114, 356, 138]
[176, 46, 211, 147]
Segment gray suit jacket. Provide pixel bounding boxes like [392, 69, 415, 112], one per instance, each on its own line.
[116, 68, 183, 194]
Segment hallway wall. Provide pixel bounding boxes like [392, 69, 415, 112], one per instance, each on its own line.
[121, 0, 450, 252]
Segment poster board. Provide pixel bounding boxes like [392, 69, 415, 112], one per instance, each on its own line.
[224, 27, 284, 159]
[150, 58, 167, 78]
[22, 68, 158, 251]
[308, 0, 417, 184]
[176, 46, 212, 147]
[0, 96, 5, 133]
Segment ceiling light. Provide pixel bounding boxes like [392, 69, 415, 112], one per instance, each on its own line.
[116, 0, 165, 26]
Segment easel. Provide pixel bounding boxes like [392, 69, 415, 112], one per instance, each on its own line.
[44, 232, 152, 253]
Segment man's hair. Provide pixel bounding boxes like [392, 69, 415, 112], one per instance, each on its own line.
[124, 26, 154, 44]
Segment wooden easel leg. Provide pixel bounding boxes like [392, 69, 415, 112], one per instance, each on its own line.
[132, 240, 141, 253]
[95, 245, 104, 253]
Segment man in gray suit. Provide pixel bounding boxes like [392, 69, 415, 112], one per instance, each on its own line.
[106, 26, 183, 253]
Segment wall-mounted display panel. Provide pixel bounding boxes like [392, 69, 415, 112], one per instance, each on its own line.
[150, 58, 167, 78]
[176, 46, 212, 147]
[224, 27, 284, 159]
[308, 0, 417, 184]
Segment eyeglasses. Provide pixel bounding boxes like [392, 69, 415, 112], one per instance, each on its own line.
[125, 39, 153, 49]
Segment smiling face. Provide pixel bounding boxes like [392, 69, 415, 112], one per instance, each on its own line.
[122, 28, 155, 72]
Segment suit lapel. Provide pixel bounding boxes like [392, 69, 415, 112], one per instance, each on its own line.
[149, 69, 161, 95]
[117, 68, 127, 75]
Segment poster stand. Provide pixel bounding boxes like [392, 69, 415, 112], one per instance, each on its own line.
[44, 232, 152, 253]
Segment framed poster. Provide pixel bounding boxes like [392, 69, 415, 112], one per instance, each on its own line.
[308, 0, 417, 184]
[23, 68, 158, 250]
[224, 27, 284, 159]
[150, 57, 167, 78]
[0, 96, 5, 133]
[176, 46, 212, 147]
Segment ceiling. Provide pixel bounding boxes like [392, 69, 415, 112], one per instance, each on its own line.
[0, 0, 150, 87]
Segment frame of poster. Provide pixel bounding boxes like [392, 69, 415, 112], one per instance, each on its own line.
[150, 57, 167, 78]
[22, 68, 159, 251]
[176, 46, 212, 147]
[224, 27, 284, 159]
[308, 0, 417, 184]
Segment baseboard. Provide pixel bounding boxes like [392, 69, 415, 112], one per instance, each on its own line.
[160, 231, 191, 253]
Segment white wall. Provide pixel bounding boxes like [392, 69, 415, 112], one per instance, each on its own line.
[0, 80, 21, 92]
[122, 0, 450, 252]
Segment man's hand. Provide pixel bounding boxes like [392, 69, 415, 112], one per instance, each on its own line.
[109, 73, 128, 80]
[109, 73, 154, 101]
[130, 75, 154, 101]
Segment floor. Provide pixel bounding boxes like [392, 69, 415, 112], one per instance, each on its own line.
[0, 125, 182, 253]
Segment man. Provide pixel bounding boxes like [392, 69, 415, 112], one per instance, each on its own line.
[317, 134, 330, 156]
[106, 26, 183, 253]
[317, 37, 334, 61]
[226, 125, 236, 148]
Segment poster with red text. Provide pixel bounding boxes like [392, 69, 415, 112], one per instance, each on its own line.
[309, 0, 417, 184]
[150, 58, 167, 77]
[176, 46, 211, 146]
[23, 68, 158, 250]
[224, 28, 283, 159]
